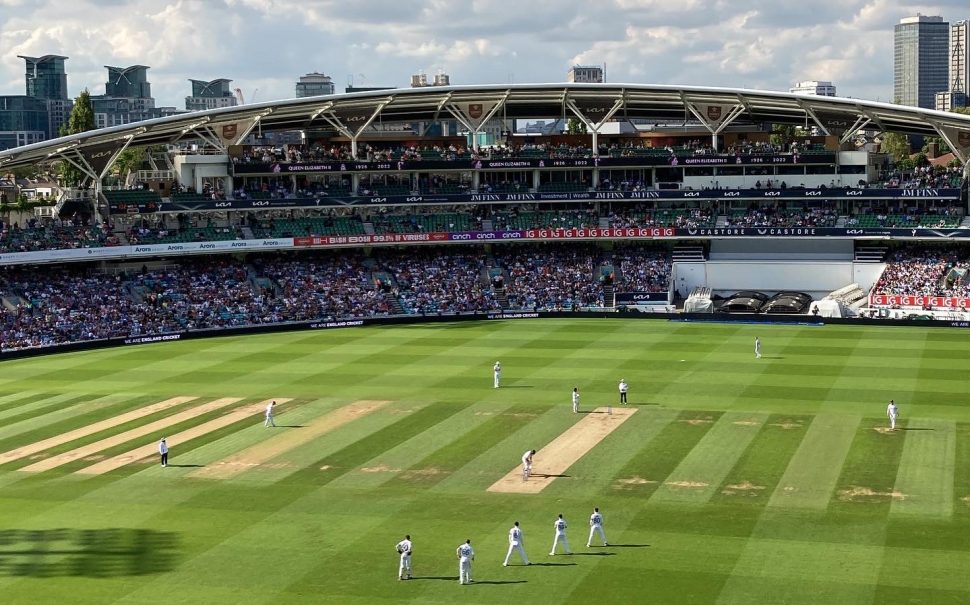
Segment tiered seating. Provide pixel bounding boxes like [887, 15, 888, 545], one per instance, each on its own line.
[170, 192, 213, 202]
[852, 213, 963, 229]
[252, 216, 365, 238]
[371, 213, 473, 234]
[0, 223, 119, 252]
[103, 189, 162, 207]
[491, 210, 598, 230]
[131, 226, 240, 244]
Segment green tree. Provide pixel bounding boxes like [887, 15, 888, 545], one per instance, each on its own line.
[912, 152, 929, 167]
[769, 123, 806, 147]
[111, 147, 144, 182]
[57, 89, 96, 187]
[921, 136, 950, 154]
[879, 131, 910, 161]
[566, 117, 587, 135]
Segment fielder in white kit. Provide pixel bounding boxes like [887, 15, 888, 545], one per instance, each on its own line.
[264, 400, 277, 427]
[457, 539, 475, 584]
[503, 521, 530, 566]
[493, 361, 501, 388]
[572, 387, 580, 413]
[587, 507, 608, 547]
[395, 534, 412, 580]
[887, 399, 899, 431]
[549, 513, 572, 555]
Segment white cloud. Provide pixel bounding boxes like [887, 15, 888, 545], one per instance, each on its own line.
[0, 0, 963, 107]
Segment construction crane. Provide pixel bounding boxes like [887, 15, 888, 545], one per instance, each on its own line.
[233, 88, 259, 105]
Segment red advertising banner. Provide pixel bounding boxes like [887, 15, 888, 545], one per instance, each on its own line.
[870, 294, 970, 309]
[293, 227, 676, 247]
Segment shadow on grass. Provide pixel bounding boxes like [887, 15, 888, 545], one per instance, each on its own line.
[528, 562, 577, 567]
[501, 385, 534, 389]
[608, 544, 650, 548]
[900, 427, 934, 431]
[568, 552, 615, 556]
[533, 473, 570, 479]
[473, 580, 528, 585]
[276, 425, 306, 428]
[164, 464, 204, 468]
[410, 576, 454, 581]
[0, 528, 179, 577]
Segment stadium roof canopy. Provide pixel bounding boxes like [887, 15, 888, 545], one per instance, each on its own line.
[3, 82, 970, 172]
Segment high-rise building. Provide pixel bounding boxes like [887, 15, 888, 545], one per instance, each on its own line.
[410, 71, 451, 88]
[185, 79, 238, 111]
[567, 65, 604, 83]
[935, 90, 967, 112]
[295, 73, 335, 98]
[0, 96, 49, 150]
[950, 20, 969, 96]
[18, 55, 71, 138]
[789, 80, 837, 96]
[894, 15, 950, 108]
[90, 65, 179, 129]
[104, 65, 152, 99]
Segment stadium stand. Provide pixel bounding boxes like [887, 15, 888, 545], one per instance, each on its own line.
[872, 246, 970, 298]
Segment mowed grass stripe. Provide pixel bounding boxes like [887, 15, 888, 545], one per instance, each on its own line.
[0, 396, 199, 466]
[282, 399, 476, 486]
[0, 392, 94, 424]
[828, 417, 910, 514]
[19, 398, 244, 472]
[609, 410, 723, 498]
[649, 412, 767, 504]
[710, 414, 811, 507]
[192, 400, 392, 480]
[767, 414, 859, 510]
[0, 391, 59, 414]
[331, 400, 526, 490]
[0, 392, 145, 442]
[75, 398, 291, 475]
[890, 419, 956, 517]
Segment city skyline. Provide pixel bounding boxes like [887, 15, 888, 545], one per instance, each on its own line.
[0, 0, 968, 108]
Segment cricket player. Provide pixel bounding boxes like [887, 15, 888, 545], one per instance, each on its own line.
[158, 438, 168, 467]
[396, 534, 413, 580]
[457, 539, 475, 584]
[618, 379, 629, 405]
[754, 337, 762, 359]
[264, 400, 277, 427]
[887, 399, 899, 431]
[503, 521, 530, 566]
[521, 449, 535, 481]
[587, 507, 608, 547]
[572, 387, 580, 413]
[549, 514, 571, 555]
[493, 361, 502, 388]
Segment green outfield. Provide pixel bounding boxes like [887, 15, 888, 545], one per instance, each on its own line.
[1, 318, 969, 604]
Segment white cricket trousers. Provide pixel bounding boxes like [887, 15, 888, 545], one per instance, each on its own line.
[459, 558, 472, 584]
[503, 543, 529, 565]
[890, 414, 897, 430]
[550, 533, 571, 554]
[494, 373, 500, 388]
[399, 554, 411, 579]
[588, 525, 607, 546]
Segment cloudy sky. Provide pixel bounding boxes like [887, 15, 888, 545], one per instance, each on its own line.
[0, 0, 967, 108]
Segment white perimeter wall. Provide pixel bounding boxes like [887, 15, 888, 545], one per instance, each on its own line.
[673, 261, 886, 298]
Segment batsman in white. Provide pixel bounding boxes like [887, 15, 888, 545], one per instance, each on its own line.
[521, 449, 535, 481]
[887, 399, 899, 431]
[395, 534, 413, 580]
[587, 507, 608, 547]
[493, 361, 502, 388]
[457, 539, 475, 585]
[503, 521, 530, 566]
[549, 513, 572, 555]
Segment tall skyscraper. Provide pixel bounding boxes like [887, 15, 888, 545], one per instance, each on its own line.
[104, 65, 152, 99]
[18, 55, 71, 138]
[91, 66, 178, 129]
[295, 73, 335, 98]
[951, 20, 969, 95]
[894, 15, 950, 108]
[185, 79, 238, 111]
